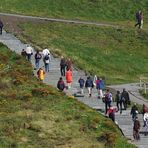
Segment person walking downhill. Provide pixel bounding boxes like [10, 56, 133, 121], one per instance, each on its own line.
[96, 78, 105, 99]
[65, 68, 72, 89]
[115, 90, 123, 114]
[104, 89, 112, 114]
[37, 68, 45, 81]
[121, 88, 130, 110]
[66, 58, 72, 71]
[142, 104, 148, 127]
[131, 103, 138, 122]
[133, 117, 140, 141]
[135, 10, 142, 29]
[25, 45, 33, 62]
[0, 19, 3, 35]
[43, 53, 51, 72]
[60, 56, 66, 76]
[85, 76, 94, 97]
[35, 50, 42, 69]
[57, 77, 65, 92]
[78, 77, 85, 94]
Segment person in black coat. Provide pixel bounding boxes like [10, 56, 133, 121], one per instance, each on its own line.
[0, 19, 3, 35]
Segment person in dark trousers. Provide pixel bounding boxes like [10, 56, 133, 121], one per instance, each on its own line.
[78, 77, 85, 94]
[85, 76, 94, 97]
[131, 103, 138, 122]
[21, 49, 26, 58]
[0, 19, 3, 35]
[121, 88, 130, 110]
[60, 56, 66, 76]
[57, 77, 65, 91]
[133, 117, 140, 141]
[104, 89, 112, 114]
[107, 106, 116, 122]
[135, 10, 142, 29]
[66, 58, 72, 71]
[115, 90, 123, 114]
[35, 50, 42, 69]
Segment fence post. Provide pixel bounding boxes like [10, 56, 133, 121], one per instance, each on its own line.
[144, 83, 146, 94]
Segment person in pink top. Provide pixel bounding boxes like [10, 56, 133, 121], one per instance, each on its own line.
[66, 68, 72, 89]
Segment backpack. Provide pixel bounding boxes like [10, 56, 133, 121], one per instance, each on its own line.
[105, 93, 112, 102]
[44, 55, 49, 60]
[35, 53, 41, 59]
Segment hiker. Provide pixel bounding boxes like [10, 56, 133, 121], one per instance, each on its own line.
[143, 104, 148, 127]
[93, 75, 98, 87]
[133, 116, 140, 141]
[78, 77, 85, 94]
[35, 50, 42, 69]
[121, 88, 130, 110]
[135, 10, 142, 29]
[66, 58, 72, 71]
[115, 90, 123, 114]
[107, 106, 116, 122]
[25, 45, 33, 62]
[143, 113, 148, 136]
[0, 19, 3, 35]
[21, 49, 26, 58]
[60, 56, 66, 76]
[65, 68, 72, 89]
[96, 78, 105, 99]
[43, 53, 51, 72]
[42, 48, 50, 58]
[57, 77, 65, 91]
[104, 89, 112, 114]
[85, 76, 94, 97]
[131, 103, 138, 122]
[37, 68, 45, 81]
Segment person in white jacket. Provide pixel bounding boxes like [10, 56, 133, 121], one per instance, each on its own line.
[25, 45, 33, 61]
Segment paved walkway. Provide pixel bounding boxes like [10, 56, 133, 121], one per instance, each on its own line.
[0, 12, 119, 28]
[0, 30, 148, 148]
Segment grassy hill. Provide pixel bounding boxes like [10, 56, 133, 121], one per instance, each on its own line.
[16, 22, 148, 84]
[0, 43, 135, 147]
[0, 0, 147, 24]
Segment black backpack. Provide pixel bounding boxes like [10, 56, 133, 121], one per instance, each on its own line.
[44, 55, 49, 60]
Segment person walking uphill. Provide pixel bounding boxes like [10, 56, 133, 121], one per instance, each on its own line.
[104, 89, 112, 114]
[35, 50, 42, 69]
[96, 78, 105, 99]
[133, 117, 141, 141]
[115, 90, 123, 114]
[37, 68, 45, 81]
[43, 53, 51, 72]
[60, 56, 66, 76]
[66, 68, 72, 89]
[25, 45, 33, 62]
[135, 10, 142, 29]
[121, 88, 130, 110]
[78, 77, 85, 94]
[85, 76, 94, 97]
[0, 19, 3, 35]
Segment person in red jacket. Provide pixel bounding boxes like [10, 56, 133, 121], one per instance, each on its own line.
[66, 68, 72, 89]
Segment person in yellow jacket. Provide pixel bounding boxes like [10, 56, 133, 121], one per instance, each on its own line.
[37, 68, 45, 81]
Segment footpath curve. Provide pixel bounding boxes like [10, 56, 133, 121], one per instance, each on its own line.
[0, 30, 148, 148]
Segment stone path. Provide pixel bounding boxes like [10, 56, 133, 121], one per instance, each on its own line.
[0, 12, 119, 28]
[1, 30, 148, 148]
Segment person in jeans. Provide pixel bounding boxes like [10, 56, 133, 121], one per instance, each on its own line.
[43, 54, 51, 72]
[104, 89, 112, 114]
[85, 76, 94, 97]
[115, 90, 123, 114]
[25, 45, 33, 62]
[35, 50, 42, 69]
[78, 77, 85, 94]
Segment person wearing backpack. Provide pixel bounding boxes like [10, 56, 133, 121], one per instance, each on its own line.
[43, 54, 51, 72]
[121, 88, 130, 110]
[115, 90, 123, 114]
[35, 50, 42, 69]
[57, 77, 65, 91]
[96, 78, 105, 99]
[25, 45, 33, 62]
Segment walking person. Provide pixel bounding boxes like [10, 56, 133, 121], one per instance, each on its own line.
[85, 76, 94, 97]
[104, 89, 112, 114]
[107, 106, 116, 122]
[37, 68, 45, 81]
[140, 11, 143, 29]
[115, 90, 123, 114]
[42, 48, 50, 58]
[131, 103, 138, 122]
[133, 117, 140, 141]
[96, 78, 105, 99]
[0, 19, 3, 35]
[78, 77, 85, 94]
[66, 58, 72, 71]
[34, 50, 42, 69]
[142, 104, 148, 127]
[121, 88, 130, 110]
[143, 113, 148, 136]
[60, 56, 66, 76]
[43, 53, 51, 72]
[135, 10, 142, 29]
[57, 77, 65, 91]
[65, 68, 72, 89]
[25, 45, 33, 62]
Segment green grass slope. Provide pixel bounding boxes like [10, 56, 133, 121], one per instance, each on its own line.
[17, 22, 148, 84]
[0, 0, 147, 23]
[0, 43, 135, 147]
